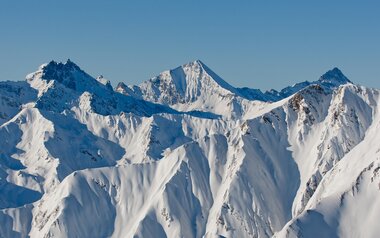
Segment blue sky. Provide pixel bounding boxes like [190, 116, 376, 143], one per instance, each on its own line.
[1, 1, 379, 90]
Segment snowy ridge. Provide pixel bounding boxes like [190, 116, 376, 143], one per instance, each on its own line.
[0, 60, 379, 237]
[238, 67, 351, 102]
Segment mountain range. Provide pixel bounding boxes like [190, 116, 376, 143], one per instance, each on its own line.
[0, 60, 379, 238]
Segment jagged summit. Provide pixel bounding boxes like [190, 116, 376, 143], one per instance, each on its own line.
[43, 59, 81, 73]
[27, 59, 114, 93]
[42, 59, 86, 81]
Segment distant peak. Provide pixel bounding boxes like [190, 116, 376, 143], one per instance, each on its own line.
[116, 82, 126, 88]
[27, 59, 104, 91]
[323, 67, 343, 77]
[115, 82, 129, 93]
[42, 59, 82, 74]
[178, 59, 239, 95]
[319, 67, 351, 84]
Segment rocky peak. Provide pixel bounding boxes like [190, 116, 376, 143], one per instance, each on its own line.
[27, 60, 112, 93]
[318, 67, 352, 86]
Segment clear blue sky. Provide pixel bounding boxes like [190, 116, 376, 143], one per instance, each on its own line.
[1, 1, 379, 90]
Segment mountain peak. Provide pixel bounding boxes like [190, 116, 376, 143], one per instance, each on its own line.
[27, 60, 113, 93]
[177, 59, 209, 76]
[319, 67, 351, 85]
[38, 60, 89, 90]
[181, 59, 204, 66]
[117, 60, 240, 108]
[181, 59, 239, 95]
[42, 59, 81, 73]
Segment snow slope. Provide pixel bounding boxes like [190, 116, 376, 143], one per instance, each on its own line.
[0, 60, 379, 238]
[275, 87, 380, 238]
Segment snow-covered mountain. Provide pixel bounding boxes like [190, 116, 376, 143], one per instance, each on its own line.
[115, 60, 249, 118]
[0, 60, 379, 238]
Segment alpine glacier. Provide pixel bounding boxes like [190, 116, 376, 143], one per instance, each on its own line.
[0, 60, 379, 238]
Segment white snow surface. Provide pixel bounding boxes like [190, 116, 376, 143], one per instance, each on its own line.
[0, 60, 379, 238]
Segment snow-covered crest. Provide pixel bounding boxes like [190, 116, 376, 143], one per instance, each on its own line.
[0, 60, 378, 238]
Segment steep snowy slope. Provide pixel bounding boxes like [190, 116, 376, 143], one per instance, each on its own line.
[0, 81, 37, 125]
[275, 89, 380, 238]
[14, 114, 300, 238]
[0, 60, 378, 238]
[289, 84, 376, 216]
